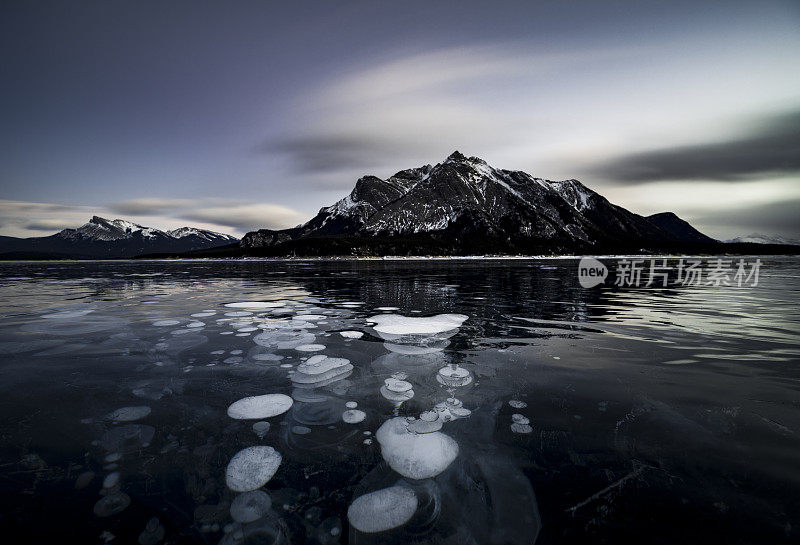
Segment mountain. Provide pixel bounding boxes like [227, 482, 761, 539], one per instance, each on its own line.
[0, 216, 238, 258]
[724, 233, 800, 246]
[646, 212, 717, 244]
[240, 151, 717, 256]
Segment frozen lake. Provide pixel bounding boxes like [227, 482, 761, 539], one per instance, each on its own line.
[0, 258, 798, 544]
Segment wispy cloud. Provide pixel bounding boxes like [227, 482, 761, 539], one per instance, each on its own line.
[0, 199, 308, 238]
[592, 110, 800, 183]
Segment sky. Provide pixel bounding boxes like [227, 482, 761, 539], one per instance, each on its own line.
[1, 0, 798, 240]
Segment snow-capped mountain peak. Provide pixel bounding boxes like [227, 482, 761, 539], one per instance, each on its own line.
[724, 233, 800, 245]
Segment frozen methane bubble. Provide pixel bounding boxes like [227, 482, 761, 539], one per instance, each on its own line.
[511, 422, 533, 434]
[253, 328, 316, 350]
[230, 490, 272, 523]
[407, 411, 443, 434]
[105, 406, 151, 422]
[292, 357, 353, 387]
[339, 331, 363, 339]
[512, 414, 529, 424]
[292, 425, 311, 435]
[103, 472, 120, 488]
[509, 400, 527, 409]
[295, 344, 325, 352]
[252, 421, 271, 438]
[347, 486, 418, 533]
[225, 446, 282, 492]
[153, 320, 180, 326]
[345, 401, 358, 409]
[227, 394, 294, 420]
[225, 302, 284, 309]
[138, 517, 165, 545]
[367, 313, 468, 341]
[436, 365, 472, 387]
[375, 417, 459, 479]
[94, 491, 131, 517]
[342, 409, 366, 424]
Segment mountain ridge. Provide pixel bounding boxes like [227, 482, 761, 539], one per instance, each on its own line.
[0, 216, 239, 258]
[239, 151, 713, 255]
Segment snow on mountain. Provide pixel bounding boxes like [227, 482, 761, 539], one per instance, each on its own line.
[167, 227, 239, 242]
[241, 150, 712, 254]
[0, 216, 238, 258]
[724, 233, 800, 245]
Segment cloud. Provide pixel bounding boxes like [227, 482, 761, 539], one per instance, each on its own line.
[690, 198, 800, 239]
[179, 203, 308, 232]
[0, 199, 308, 238]
[263, 43, 644, 180]
[592, 110, 800, 183]
[24, 219, 76, 231]
[108, 198, 197, 216]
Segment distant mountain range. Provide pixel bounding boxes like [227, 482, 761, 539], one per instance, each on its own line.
[723, 233, 800, 246]
[235, 151, 731, 256]
[0, 216, 238, 258]
[1, 152, 796, 259]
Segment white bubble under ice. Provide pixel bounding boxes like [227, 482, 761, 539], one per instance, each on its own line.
[225, 446, 282, 492]
[342, 409, 366, 424]
[347, 486, 418, 533]
[375, 417, 458, 479]
[230, 490, 272, 523]
[227, 394, 294, 420]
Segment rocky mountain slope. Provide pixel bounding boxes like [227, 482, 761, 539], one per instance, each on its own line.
[241, 151, 714, 255]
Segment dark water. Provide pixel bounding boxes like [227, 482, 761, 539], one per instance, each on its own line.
[0, 258, 798, 545]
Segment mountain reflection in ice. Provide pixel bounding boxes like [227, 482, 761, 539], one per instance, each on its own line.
[0, 258, 798, 544]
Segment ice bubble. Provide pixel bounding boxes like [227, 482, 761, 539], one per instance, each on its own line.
[375, 307, 399, 311]
[347, 486, 418, 533]
[367, 313, 468, 338]
[186, 321, 205, 328]
[511, 423, 533, 434]
[153, 320, 180, 327]
[511, 414, 530, 425]
[384, 377, 412, 393]
[292, 425, 311, 435]
[380, 386, 414, 402]
[103, 471, 120, 488]
[252, 421, 270, 438]
[375, 417, 458, 479]
[93, 491, 131, 517]
[342, 409, 366, 424]
[230, 490, 272, 523]
[291, 388, 330, 403]
[225, 302, 284, 309]
[225, 311, 253, 317]
[345, 401, 358, 409]
[407, 410, 443, 434]
[509, 400, 527, 409]
[223, 356, 244, 364]
[291, 358, 353, 387]
[230, 349, 243, 355]
[74, 471, 95, 489]
[225, 446, 282, 492]
[339, 330, 363, 339]
[42, 309, 94, 319]
[105, 406, 151, 422]
[237, 327, 258, 333]
[99, 424, 155, 453]
[253, 329, 316, 350]
[295, 314, 325, 321]
[252, 353, 283, 362]
[211, 350, 225, 355]
[137, 517, 165, 545]
[192, 311, 216, 317]
[295, 344, 325, 352]
[436, 365, 473, 387]
[227, 394, 294, 420]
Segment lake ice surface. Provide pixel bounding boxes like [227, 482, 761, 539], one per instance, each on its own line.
[0, 258, 798, 544]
